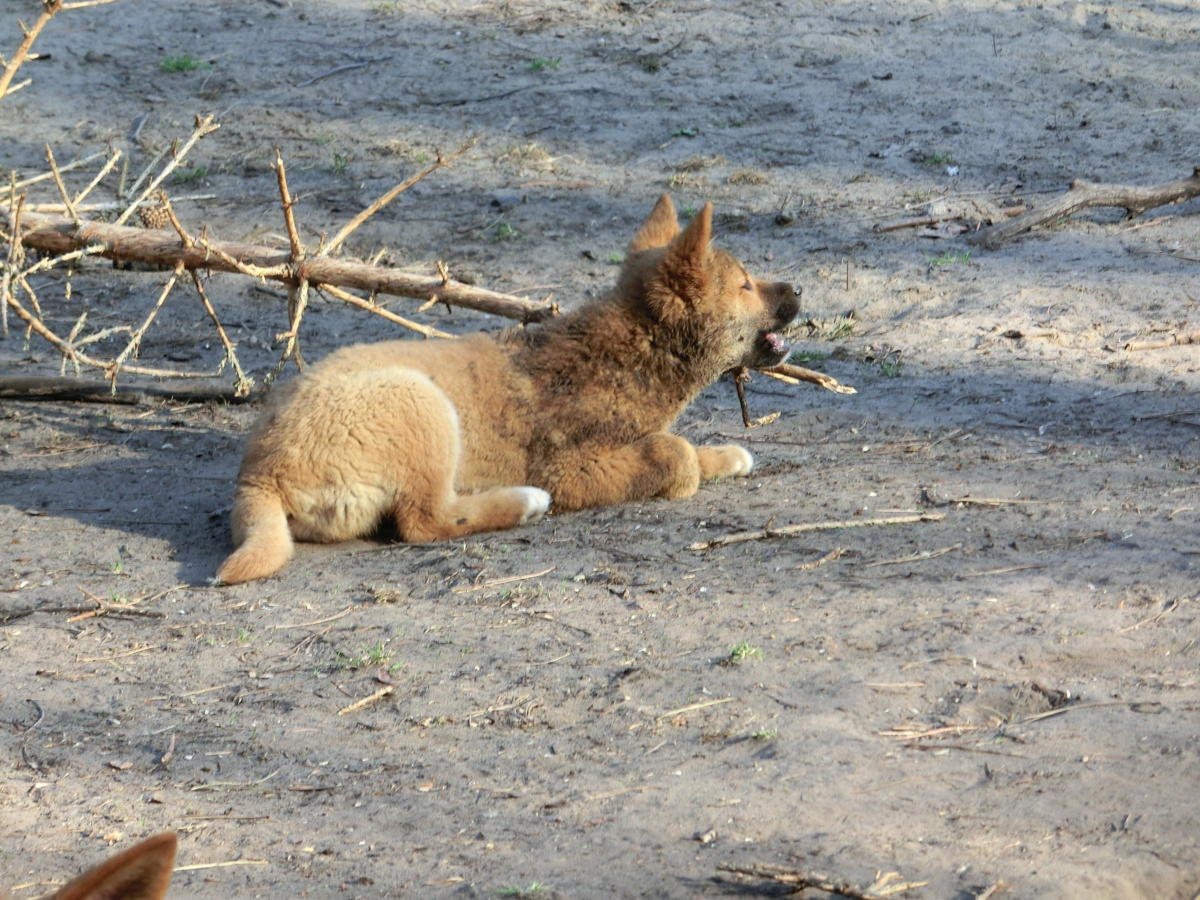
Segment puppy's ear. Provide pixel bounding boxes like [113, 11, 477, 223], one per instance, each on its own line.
[648, 202, 713, 321]
[53, 833, 177, 900]
[627, 194, 680, 254]
[665, 201, 712, 271]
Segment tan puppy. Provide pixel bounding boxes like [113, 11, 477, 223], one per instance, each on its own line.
[217, 195, 800, 583]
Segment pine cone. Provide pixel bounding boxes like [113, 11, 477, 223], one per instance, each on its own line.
[137, 204, 170, 229]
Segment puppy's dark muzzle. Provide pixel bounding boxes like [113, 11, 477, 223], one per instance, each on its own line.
[773, 283, 802, 329]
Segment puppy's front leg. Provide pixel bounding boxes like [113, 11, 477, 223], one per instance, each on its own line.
[549, 433, 706, 511]
[696, 444, 755, 481]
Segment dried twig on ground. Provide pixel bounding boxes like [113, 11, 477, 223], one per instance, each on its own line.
[336, 685, 395, 716]
[689, 512, 946, 551]
[717, 862, 926, 899]
[1125, 329, 1200, 352]
[971, 167, 1200, 249]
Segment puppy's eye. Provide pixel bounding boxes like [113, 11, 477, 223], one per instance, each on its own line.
[742, 280, 753, 291]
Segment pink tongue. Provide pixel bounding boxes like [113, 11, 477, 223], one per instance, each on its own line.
[766, 333, 784, 352]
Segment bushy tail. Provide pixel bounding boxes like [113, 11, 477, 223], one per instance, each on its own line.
[216, 486, 292, 584]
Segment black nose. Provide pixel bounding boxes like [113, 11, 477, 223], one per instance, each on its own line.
[792, 284, 803, 297]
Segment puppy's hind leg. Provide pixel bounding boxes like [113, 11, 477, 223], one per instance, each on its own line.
[398, 485, 551, 542]
[392, 389, 550, 542]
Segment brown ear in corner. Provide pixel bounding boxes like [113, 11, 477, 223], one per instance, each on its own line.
[627, 193, 681, 254]
[53, 833, 177, 900]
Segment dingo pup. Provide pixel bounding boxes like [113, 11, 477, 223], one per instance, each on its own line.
[217, 195, 800, 583]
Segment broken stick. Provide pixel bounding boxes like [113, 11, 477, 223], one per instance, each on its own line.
[970, 167, 1200, 250]
[717, 862, 926, 900]
[688, 512, 946, 551]
[1125, 329, 1200, 352]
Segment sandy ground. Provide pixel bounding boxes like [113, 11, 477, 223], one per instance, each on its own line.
[2, 1, 1199, 898]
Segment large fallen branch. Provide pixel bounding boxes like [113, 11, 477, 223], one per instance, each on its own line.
[13, 209, 557, 324]
[0, 375, 247, 404]
[970, 167, 1200, 249]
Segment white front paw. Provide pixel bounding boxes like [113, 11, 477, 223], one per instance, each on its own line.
[730, 446, 754, 476]
[515, 487, 552, 524]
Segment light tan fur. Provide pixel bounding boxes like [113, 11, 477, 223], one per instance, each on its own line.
[43, 833, 176, 900]
[217, 196, 801, 584]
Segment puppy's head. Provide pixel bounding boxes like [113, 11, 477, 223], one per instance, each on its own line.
[624, 194, 801, 371]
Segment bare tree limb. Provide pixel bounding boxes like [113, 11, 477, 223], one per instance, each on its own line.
[15, 209, 558, 322]
[970, 167, 1200, 250]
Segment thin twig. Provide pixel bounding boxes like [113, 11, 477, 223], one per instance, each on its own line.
[655, 697, 733, 722]
[192, 269, 254, 397]
[451, 566, 557, 594]
[1125, 329, 1200, 352]
[271, 150, 303, 260]
[758, 362, 857, 394]
[321, 135, 480, 257]
[8, 150, 108, 190]
[318, 283, 454, 340]
[795, 547, 845, 571]
[106, 261, 184, 385]
[44, 144, 80, 226]
[689, 512, 947, 551]
[113, 114, 220, 226]
[72, 148, 123, 206]
[0, 0, 121, 100]
[718, 862, 925, 900]
[336, 685, 395, 716]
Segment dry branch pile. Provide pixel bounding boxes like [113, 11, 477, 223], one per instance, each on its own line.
[2, 0, 851, 414]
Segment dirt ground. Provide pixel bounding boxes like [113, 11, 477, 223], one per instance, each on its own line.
[2, 1, 1199, 898]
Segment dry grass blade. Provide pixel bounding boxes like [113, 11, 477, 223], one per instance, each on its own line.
[336, 685, 395, 716]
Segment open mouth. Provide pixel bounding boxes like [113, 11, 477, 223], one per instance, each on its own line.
[764, 332, 788, 356]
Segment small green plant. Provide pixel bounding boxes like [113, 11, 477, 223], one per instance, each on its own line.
[814, 315, 856, 341]
[671, 127, 698, 138]
[640, 54, 662, 73]
[681, 205, 698, 218]
[607, 252, 624, 264]
[751, 729, 778, 741]
[729, 641, 763, 664]
[916, 151, 954, 166]
[159, 55, 208, 73]
[415, 151, 428, 164]
[927, 249, 971, 268]
[492, 221, 519, 242]
[236, 627, 252, 643]
[332, 152, 349, 174]
[787, 349, 827, 365]
[174, 166, 209, 184]
[494, 883, 553, 897]
[879, 358, 902, 378]
[526, 57, 560, 72]
[370, 0, 402, 13]
[109, 560, 124, 575]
